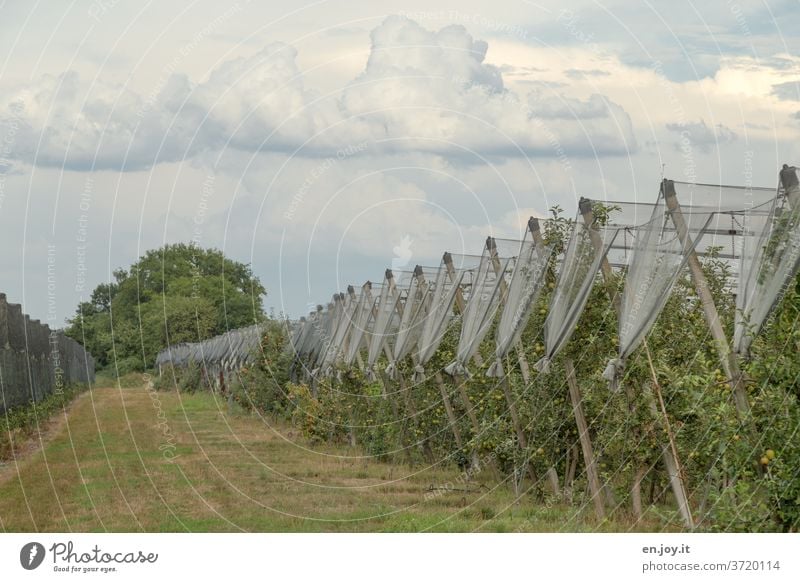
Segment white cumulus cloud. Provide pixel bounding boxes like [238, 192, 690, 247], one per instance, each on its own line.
[1, 16, 638, 172]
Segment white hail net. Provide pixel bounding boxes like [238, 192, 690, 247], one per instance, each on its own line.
[157, 324, 265, 372]
[305, 307, 326, 372]
[444, 244, 512, 377]
[602, 197, 715, 389]
[600, 180, 777, 289]
[365, 275, 399, 380]
[298, 308, 322, 361]
[312, 296, 341, 375]
[534, 214, 620, 374]
[320, 293, 348, 375]
[734, 166, 800, 356]
[385, 267, 431, 380]
[343, 284, 372, 366]
[289, 317, 305, 354]
[413, 258, 464, 381]
[487, 235, 553, 378]
[295, 169, 800, 388]
[318, 303, 337, 371]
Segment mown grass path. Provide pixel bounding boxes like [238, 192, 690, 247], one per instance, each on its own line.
[0, 378, 667, 532]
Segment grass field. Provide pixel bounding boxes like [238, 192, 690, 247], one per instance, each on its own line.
[0, 376, 672, 532]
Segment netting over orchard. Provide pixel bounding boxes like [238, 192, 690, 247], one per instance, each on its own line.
[285, 169, 800, 387]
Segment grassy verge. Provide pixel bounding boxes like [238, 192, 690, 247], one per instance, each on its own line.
[0, 377, 675, 532]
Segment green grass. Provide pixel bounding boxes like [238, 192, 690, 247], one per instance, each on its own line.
[0, 377, 672, 532]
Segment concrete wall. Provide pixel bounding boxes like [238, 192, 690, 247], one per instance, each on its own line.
[0, 293, 96, 412]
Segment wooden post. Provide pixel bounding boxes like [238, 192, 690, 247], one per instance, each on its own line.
[662, 180, 751, 419]
[434, 371, 464, 449]
[397, 371, 435, 463]
[499, 373, 538, 483]
[443, 252, 467, 313]
[528, 216, 545, 247]
[545, 468, 560, 496]
[565, 358, 605, 520]
[646, 383, 693, 527]
[576, 200, 619, 306]
[454, 373, 480, 433]
[632, 465, 647, 522]
[566, 443, 579, 490]
[645, 344, 694, 528]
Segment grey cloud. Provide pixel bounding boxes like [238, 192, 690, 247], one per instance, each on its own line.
[527, 1, 800, 82]
[564, 69, 611, 79]
[666, 119, 738, 154]
[772, 81, 800, 102]
[529, 93, 617, 120]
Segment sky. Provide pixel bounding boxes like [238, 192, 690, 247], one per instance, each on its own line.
[1, 0, 799, 324]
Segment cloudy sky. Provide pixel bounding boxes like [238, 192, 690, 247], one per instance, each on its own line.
[1, 0, 798, 324]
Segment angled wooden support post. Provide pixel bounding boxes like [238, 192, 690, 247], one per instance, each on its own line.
[528, 216, 544, 247]
[397, 370, 435, 464]
[455, 375, 480, 435]
[565, 358, 605, 520]
[434, 371, 464, 450]
[646, 380, 694, 528]
[661, 180, 751, 420]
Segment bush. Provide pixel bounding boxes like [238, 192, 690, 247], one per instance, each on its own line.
[152, 361, 208, 393]
[0, 383, 90, 461]
[229, 320, 293, 414]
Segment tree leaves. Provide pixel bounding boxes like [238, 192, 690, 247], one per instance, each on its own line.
[65, 243, 266, 372]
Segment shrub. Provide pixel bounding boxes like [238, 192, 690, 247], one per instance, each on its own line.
[0, 383, 90, 461]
